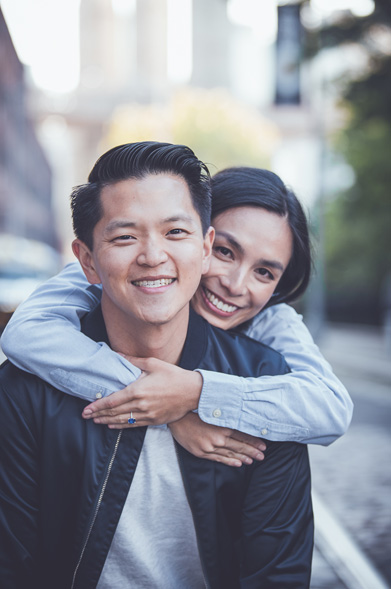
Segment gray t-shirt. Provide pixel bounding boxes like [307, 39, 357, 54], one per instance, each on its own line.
[97, 426, 204, 588]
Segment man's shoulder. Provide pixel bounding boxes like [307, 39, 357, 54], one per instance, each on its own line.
[0, 359, 80, 411]
[0, 359, 59, 402]
[0, 360, 52, 424]
[0, 360, 88, 441]
[0, 359, 44, 387]
[202, 321, 289, 378]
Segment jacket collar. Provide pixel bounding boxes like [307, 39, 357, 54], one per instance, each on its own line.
[81, 305, 208, 371]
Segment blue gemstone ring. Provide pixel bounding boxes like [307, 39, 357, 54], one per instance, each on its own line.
[128, 412, 136, 425]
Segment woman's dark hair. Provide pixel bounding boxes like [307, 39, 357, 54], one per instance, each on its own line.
[71, 141, 212, 250]
[211, 167, 312, 307]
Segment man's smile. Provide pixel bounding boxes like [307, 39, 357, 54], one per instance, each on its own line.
[132, 278, 176, 288]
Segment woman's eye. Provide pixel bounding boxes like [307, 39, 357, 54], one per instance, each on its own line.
[215, 246, 233, 258]
[256, 268, 274, 280]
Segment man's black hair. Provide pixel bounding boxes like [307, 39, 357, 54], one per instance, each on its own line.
[71, 141, 212, 249]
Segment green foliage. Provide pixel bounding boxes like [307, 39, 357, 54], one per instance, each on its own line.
[105, 88, 279, 174]
[311, 0, 391, 322]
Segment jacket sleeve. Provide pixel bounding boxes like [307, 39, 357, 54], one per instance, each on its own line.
[1, 262, 141, 401]
[0, 368, 40, 588]
[197, 303, 353, 445]
[240, 440, 313, 588]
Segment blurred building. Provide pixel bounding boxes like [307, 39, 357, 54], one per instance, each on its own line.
[69, 0, 328, 206]
[18, 0, 344, 266]
[192, 0, 231, 89]
[0, 7, 59, 250]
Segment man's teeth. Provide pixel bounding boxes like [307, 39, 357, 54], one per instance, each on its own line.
[134, 278, 174, 288]
[205, 289, 238, 313]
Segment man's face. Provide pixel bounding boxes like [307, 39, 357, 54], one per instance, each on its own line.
[74, 173, 213, 330]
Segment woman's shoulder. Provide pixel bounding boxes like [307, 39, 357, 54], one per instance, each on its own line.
[250, 303, 303, 330]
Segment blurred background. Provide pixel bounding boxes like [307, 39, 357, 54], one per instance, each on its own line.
[0, 1, 390, 587]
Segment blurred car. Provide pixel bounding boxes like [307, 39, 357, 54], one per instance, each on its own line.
[0, 234, 62, 329]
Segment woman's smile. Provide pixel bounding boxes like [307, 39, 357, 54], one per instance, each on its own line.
[201, 286, 240, 316]
[192, 205, 293, 330]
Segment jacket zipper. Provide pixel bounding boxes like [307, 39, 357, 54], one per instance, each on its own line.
[174, 441, 210, 589]
[71, 430, 123, 589]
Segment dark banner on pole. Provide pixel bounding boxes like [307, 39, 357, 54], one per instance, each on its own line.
[275, 4, 302, 105]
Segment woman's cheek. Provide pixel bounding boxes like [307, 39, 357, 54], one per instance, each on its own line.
[205, 254, 225, 277]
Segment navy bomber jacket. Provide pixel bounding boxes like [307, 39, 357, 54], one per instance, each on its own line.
[0, 307, 313, 589]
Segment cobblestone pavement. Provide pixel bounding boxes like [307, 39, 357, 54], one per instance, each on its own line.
[309, 323, 391, 588]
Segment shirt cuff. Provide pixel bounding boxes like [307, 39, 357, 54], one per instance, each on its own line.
[50, 343, 142, 401]
[196, 369, 244, 429]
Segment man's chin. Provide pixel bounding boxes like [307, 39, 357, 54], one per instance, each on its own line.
[138, 306, 188, 327]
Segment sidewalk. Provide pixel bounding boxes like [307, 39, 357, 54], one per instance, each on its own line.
[310, 322, 391, 588]
[317, 322, 391, 388]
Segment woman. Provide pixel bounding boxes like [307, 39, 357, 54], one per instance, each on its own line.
[1, 166, 352, 466]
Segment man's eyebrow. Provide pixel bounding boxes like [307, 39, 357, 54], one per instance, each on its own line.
[104, 220, 137, 234]
[162, 214, 198, 225]
[215, 230, 285, 272]
[104, 215, 198, 234]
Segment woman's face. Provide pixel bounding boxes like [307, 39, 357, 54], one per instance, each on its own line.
[192, 206, 293, 330]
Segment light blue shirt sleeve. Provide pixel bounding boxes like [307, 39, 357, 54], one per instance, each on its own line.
[1, 262, 141, 401]
[2, 265, 353, 445]
[197, 303, 353, 445]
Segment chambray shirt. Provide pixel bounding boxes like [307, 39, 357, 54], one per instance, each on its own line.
[1, 262, 353, 445]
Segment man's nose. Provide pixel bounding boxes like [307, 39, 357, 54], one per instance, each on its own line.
[219, 267, 248, 296]
[136, 239, 169, 267]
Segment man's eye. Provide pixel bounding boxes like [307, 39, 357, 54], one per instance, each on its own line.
[167, 228, 186, 235]
[114, 235, 133, 241]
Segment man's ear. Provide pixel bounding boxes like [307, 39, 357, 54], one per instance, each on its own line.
[72, 239, 101, 285]
[201, 226, 215, 276]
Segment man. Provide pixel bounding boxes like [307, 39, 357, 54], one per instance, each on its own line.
[0, 142, 313, 588]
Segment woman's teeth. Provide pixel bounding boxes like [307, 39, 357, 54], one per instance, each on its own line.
[205, 289, 238, 313]
[134, 278, 174, 288]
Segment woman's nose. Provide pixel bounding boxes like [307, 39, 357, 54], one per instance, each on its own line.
[219, 268, 248, 296]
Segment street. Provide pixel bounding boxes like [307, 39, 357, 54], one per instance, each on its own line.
[310, 324, 391, 588]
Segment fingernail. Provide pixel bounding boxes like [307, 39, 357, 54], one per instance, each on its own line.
[83, 408, 92, 416]
[244, 457, 253, 465]
[255, 453, 264, 461]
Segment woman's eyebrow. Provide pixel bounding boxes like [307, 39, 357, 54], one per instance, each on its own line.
[215, 231, 244, 255]
[258, 259, 285, 273]
[216, 230, 285, 272]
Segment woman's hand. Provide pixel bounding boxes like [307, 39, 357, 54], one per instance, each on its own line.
[169, 413, 266, 467]
[82, 357, 203, 428]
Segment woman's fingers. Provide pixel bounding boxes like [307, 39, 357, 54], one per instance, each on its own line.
[93, 410, 150, 427]
[199, 452, 244, 468]
[230, 431, 267, 452]
[82, 358, 202, 425]
[82, 386, 135, 418]
[211, 439, 265, 463]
